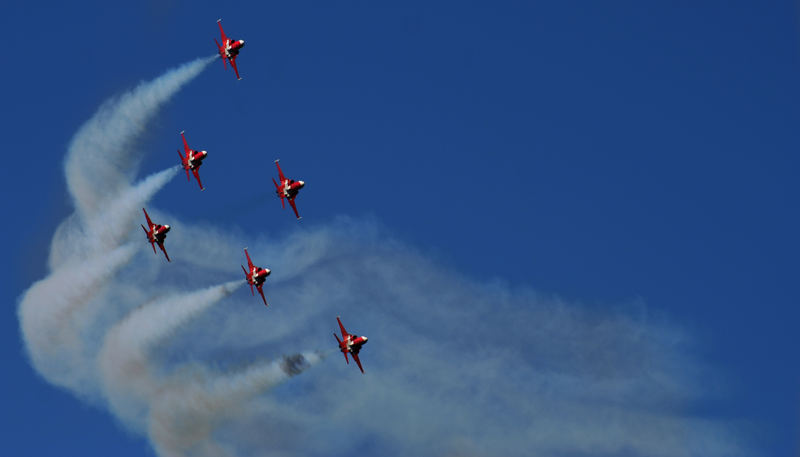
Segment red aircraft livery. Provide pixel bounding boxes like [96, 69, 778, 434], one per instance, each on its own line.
[177, 130, 207, 191]
[334, 317, 368, 374]
[141, 208, 171, 262]
[241, 248, 271, 306]
[215, 19, 245, 80]
[272, 159, 305, 220]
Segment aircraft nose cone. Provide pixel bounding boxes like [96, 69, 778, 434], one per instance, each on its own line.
[239, 39, 245, 46]
[362, 336, 368, 343]
[264, 268, 271, 275]
[202, 150, 208, 156]
[298, 180, 305, 187]
[164, 225, 171, 231]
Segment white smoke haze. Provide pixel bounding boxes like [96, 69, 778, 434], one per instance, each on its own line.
[18, 243, 138, 396]
[16, 59, 752, 457]
[148, 352, 325, 457]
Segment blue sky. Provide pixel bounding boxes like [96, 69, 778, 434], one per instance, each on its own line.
[3, 1, 798, 456]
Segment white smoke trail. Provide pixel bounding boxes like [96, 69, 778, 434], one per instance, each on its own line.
[18, 243, 138, 395]
[86, 166, 181, 257]
[65, 56, 215, 221]
[99, 280, 243, 431]
[148, 352, 325, 457]
[49, 166, 181, 267]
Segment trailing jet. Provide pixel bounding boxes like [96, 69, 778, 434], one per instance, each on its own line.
[334, 317, 368, 374]
[177, 130, 207, 191]
[272, 159, 305, 220]
[215, 19, 245, 80]
[141, 208, 171, 262]
[241, 248, 271, 306]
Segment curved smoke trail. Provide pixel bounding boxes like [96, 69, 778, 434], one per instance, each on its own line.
[65, 56, 216, 221]
[19, 59, 214, 399]
[99, 280, 244, 431]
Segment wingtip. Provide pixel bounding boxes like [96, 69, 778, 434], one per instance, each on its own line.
[297, 216, 302, 221]
[237, 77, 242, 81]
[217, 18, 222, 23]
[180, 130, 185, 135]
[274, 159, 280, 163]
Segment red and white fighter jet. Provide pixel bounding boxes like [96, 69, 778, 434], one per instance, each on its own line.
[177, 131, 207, 191]
[141, 208, 171, 262]
[271, 159, 305, 220]
[215, 19, 245, 80]
[241, 248, 271, 306]
[334, 317, 368, 374]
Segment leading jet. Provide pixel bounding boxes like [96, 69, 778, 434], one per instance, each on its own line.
[215, 19, 245, 80]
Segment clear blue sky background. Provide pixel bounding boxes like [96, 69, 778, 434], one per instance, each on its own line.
[2, 1, 798, 456]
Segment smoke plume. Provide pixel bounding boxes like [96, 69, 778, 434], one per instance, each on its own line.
[17, 57, 750, 457]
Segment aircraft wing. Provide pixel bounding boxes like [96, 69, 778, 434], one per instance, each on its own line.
[257, 284, 268, 306]
[192, 168, 204, 191]
[142, 208, 154, 228]
[158, 241, 171, 262]
[275, 160, 286, 182]
[336, 316, 348, 338]
[288, 198, 301, 220]
[244, 248, 254, 270]
[352, 352, 364, 373]
[180, 131, 190, 154]
[217, 19, 228, 43]
[230, 57, 242, 80]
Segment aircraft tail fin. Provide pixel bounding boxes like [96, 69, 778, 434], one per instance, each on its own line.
[178, 150, 190, 182]
[215, 38, 226, 68]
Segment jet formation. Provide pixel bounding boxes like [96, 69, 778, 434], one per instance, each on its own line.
[137, 19, 367, 373]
